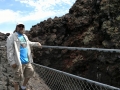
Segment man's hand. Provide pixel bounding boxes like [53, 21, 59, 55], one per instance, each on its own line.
[12, 64, 17, 68]
[38, 42, 42, 48]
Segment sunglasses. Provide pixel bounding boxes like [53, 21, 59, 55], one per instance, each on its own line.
[17, 25, 25, 28]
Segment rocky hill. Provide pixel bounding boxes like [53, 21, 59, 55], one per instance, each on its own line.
[1, 0, 120, 89]
[26, 0, 120, 88]
[0, 32, 9, 41]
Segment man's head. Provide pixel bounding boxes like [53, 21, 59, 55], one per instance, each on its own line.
[15, 22, 25, 34]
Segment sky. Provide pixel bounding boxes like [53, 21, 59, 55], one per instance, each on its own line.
[0, 0, 76, 34]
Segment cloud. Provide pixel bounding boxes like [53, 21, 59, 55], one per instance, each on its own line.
[15, 0, 75, 11]
[0, 0, 75, 24]
[16, 0, 75, 20]
[0, 9, 21, 24]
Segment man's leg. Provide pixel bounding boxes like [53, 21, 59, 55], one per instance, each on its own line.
[21, 63, 34, 89]
[23, 78, 30, 86]
[12, 66, 23, 90]
[20, 78, 30, 90]
[13, 82, 19, 90]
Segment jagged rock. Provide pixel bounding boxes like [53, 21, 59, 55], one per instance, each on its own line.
[26, 0, 120, 88]
[0, 32, 10, 41]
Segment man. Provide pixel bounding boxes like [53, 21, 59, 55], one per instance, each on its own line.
[6, 22, 42, 90]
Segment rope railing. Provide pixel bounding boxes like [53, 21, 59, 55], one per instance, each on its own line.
[1, 45, 120, 53]
[1, 45, 120, 90]
[32, 63, 120, 90]
[42, 45, 120, 53]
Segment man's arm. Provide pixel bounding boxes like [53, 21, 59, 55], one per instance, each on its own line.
[29, 41, 42, 47]
[24, 35, 42, 47]
[6, 34, 16, 66]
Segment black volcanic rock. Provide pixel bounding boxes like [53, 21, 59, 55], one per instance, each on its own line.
[0, 32, 10, 41]
[26, 0, 120, 88]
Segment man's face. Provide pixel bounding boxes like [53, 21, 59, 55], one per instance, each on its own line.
[17, 24, 25, 34]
